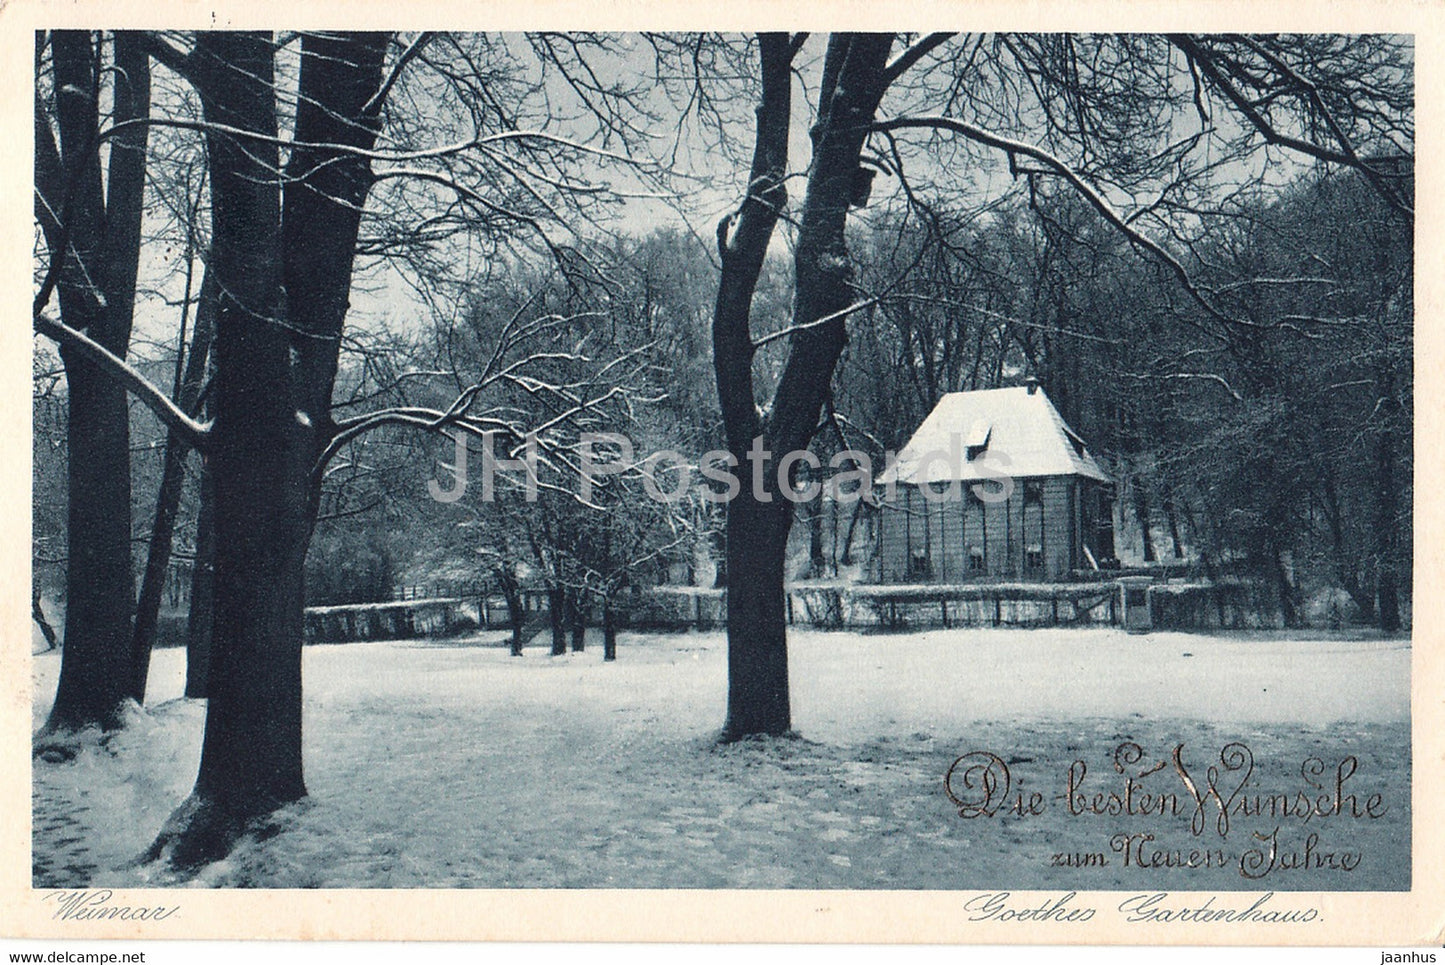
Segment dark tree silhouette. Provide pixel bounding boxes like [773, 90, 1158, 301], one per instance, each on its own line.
[33, 31, 151, 733]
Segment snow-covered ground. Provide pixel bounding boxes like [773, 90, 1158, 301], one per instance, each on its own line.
[32, 627, 1410, 890]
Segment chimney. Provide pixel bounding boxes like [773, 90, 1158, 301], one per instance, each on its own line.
[1025, 373, 1040, 395]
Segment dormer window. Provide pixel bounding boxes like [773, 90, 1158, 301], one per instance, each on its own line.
[965, 424, 991, 461]
[1063, 425, 1087, 458]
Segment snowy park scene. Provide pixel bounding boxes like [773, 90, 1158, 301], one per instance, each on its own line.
[30, 31, 1412, 894]
[33, 628, 1409, 890]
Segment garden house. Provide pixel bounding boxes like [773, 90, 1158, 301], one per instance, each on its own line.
[875, 379, 1115, 582]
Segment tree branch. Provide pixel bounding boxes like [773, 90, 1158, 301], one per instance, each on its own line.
[1168, 34, 1412, 216]
[35, 314, 211, 449]
[873, 113, 1242, 335]
[752, 297, 880, 351]
[138, 33, 194, 82]
[99, 116, 658, 170]
[884, 32, 954, 83]
[362, 31, 436, 117]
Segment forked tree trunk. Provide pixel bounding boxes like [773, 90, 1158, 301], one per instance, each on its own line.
[147, 31, 388, 870]
[714, 34, 894, 740]
[37, 32, 151, 734]
[713, 35, 793, 739]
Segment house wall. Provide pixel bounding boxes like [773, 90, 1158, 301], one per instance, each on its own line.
[1041, 476, 1074, 579]
[877, 476, 1082, 582]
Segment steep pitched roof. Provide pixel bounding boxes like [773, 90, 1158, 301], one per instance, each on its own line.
[876, 386, 1110, 485]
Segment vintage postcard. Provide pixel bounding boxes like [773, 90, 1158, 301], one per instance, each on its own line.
[2, 0, 1441, 948]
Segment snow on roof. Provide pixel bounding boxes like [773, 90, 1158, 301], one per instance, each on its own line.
[876, 385, 1110, 486]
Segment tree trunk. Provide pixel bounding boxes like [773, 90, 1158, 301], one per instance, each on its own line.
[184, 460, 216, 698]
[808, 484, 826, 577]
[130, 268, 216, 702]
[33, 588, 59, 651]
[145, 32, 301, 867]
[497, 570, 524, 657]
[711, 526, 728, 588]
[1160, 479, 1185, 560]
[510, 618, 524, 655]
[39, 32, 151, 734]
[712, 34, 894, 740]
[722, 494, 793, 739]
[1321, 468, 1374, 622]
[49, 352, 136, 732]
[147, 31, 388, 870]
[603, 601, 617, 661]
[1131, 476, 1157, 564]
[1374, 374, 1403, 633]
[1272, 544, 1300, 629]
[840, 498, 863, 566]
[569, 593, 586, 652]
[712, 35, 793, 738]
[128, 433, 188, 701]
[549, 587, 567, 655]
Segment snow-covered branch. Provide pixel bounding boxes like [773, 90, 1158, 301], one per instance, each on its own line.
[884, 33, 955, 83]
[99, 117, 660, 171]
[872, 114, 1248, 336]
[34, 314, 211, 449]
[362, 32, 437, 117]
[751, 298, 880, 351]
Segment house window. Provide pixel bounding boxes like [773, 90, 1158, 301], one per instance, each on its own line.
[1023, 480, 1044, 573]
[908, 551, 931, 580]
[964, 491, 986, 575]
[1092, 485, 1117, 564]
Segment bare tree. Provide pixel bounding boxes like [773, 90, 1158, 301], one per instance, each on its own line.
[33, 31, 151, 733]
[36, 30, 670, 867]
[709, 32, 1412, 737]
[129, 239, 216, 701]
